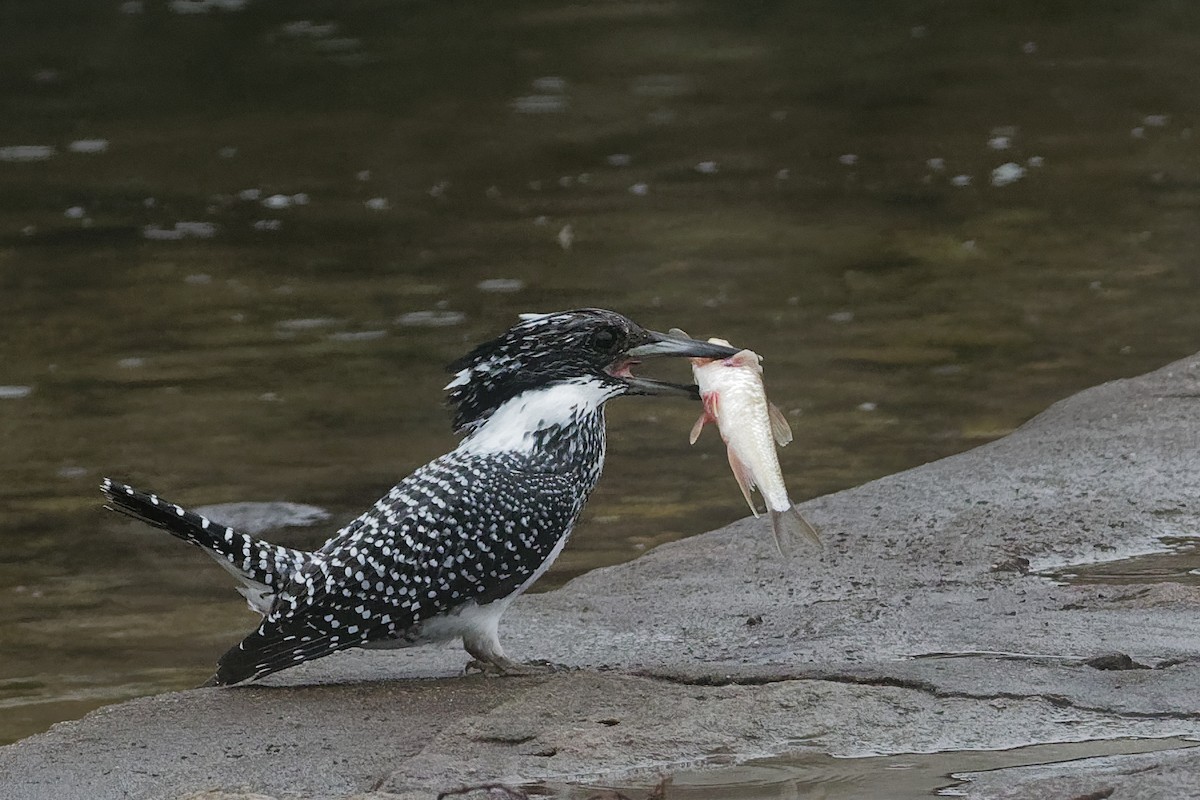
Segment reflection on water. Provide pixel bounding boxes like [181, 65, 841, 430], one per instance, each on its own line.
[3, 0, 1200, 744]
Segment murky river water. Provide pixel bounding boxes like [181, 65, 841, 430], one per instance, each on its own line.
[3, 0, 1200, 751]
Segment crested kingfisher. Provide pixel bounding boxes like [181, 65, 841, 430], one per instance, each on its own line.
[102, 309, 739, 684]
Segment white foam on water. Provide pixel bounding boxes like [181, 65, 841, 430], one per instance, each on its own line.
[396, 310, 466, 328]
[0, 145, 55, 162]
[68, 139, 108, 154]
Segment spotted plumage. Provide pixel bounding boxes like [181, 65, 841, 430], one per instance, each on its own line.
[102, 309, 738, 684]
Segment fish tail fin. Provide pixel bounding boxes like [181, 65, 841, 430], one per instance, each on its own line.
[768, 505, 823, 557]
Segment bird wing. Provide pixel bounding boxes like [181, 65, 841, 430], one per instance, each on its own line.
[211, 452, 585, 684]
[212, 613, 351, 686]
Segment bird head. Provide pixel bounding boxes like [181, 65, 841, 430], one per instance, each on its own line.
[445, 309, 740, 433]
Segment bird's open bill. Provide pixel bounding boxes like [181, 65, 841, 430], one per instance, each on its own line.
[616, 330, 741, 398]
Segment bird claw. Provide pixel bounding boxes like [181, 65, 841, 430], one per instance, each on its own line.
[464, 657, 564, 677]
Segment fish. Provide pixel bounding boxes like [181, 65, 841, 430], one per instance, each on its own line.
[675, 330, 822, 556]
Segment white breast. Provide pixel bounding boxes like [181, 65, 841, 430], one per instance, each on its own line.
[458, 378, 617, 456]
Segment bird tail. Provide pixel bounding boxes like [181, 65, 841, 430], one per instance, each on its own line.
[768, 505, 823, 558]
[101, 478, 310, 606]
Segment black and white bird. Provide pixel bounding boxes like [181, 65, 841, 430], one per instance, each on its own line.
[101, 309, 738, 685]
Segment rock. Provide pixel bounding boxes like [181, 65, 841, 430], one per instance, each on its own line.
[1082, 652, 1150, 671]
[990, 556, 1031, 573]
[4, 354, 1200, 799]
[959, 744, 1200, 799]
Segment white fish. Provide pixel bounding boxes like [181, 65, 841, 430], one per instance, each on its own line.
[678, 331, 821, 556]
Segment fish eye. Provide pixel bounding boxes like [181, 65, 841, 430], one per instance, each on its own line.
[590, 327, 620, 352]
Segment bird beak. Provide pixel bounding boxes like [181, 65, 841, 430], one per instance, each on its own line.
[626, 330, 741, 360]
[615, 329, 742, 398]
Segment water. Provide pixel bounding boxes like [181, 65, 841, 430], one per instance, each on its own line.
[564, 738, 1198, 800]
[1048, 537, 1200, 587]
[3, 0, 1200, 746]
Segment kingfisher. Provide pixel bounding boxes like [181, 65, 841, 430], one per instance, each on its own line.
[102, 309, 739, 684]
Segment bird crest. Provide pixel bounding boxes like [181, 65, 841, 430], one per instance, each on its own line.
[443, 309, 644, 433]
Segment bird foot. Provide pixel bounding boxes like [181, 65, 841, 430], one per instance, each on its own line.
[464, 657, 563, 677]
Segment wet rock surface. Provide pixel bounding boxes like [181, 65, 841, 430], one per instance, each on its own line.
[4, 355, 1200, 799]
[958, 744, 1200, 799]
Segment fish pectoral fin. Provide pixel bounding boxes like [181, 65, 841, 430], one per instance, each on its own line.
[768, 505, 823, 558]
[689, 392, 719, 445]
[767, 401, 793, 446]
[703, 391, 720, 419]
[727, 448, 760, 517]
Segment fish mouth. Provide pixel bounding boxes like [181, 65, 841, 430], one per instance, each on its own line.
[608, 329, 741, 398]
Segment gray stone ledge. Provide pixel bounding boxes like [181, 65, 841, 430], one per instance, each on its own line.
[4, 354, 1200, 799]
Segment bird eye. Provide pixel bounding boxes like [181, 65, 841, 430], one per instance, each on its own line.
[590, 327, 620, 352]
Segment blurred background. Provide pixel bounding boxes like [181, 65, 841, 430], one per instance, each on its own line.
[2, 0, 1198, 744]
